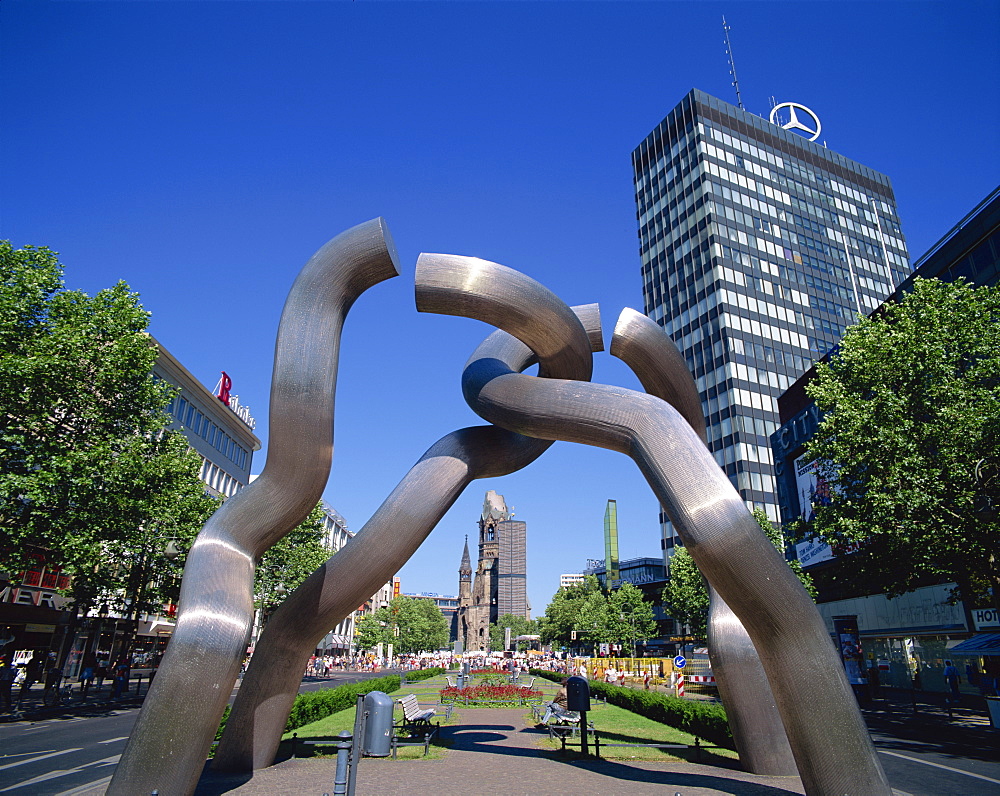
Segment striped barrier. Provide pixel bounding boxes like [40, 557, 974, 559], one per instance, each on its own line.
[675, 673, 684, 698]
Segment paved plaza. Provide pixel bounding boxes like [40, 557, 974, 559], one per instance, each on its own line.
[189, 708, 808, 796]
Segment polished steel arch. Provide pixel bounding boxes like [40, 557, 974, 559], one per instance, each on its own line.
[610, 308, 796, 776]
[107, 219, 400, 796]
[416, 253, 891, 796]
[213, 289, 602, 772]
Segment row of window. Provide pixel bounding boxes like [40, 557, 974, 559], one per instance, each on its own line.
[697, 356, 791, 395]
[710, 138, 908, 270]
[639, 181, 709, 255]
[700, 380, 780, 420]
[635, 133, 700, 218]
[713, 437, 776, 468]
[169, 395, 249, 470]
[708, 177, 899, 280]
[723, 311, 811, 351]
[729, 337, 814, 374]
[700, 129, 900, 234]
[199, 458, 240, 498]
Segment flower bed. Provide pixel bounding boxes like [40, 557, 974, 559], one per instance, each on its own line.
[440, 683, 542, 706]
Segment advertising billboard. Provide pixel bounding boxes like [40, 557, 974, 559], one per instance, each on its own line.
[793, 454, 835, 566]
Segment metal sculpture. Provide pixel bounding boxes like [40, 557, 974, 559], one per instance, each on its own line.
[415, 252, 892, 796]
[107, 219, 400, 796]
[610, 308, 797, 776]
[213, 267, 603, 771]
[108, 231, 889, 796]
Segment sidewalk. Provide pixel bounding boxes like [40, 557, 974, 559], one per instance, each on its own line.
[191, 708, 809, 796]
[16, 677, 995, 795]
[0, 679, 149, 723]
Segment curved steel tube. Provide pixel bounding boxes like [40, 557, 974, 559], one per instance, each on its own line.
[417, 260, 890, 796]
[213, 264, 601, 772]
[108, 219, 400, 796]
[611, 309, 796, 776]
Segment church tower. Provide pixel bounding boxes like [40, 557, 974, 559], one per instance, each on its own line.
[454, 536, 473, 646]
[457, 490, 527, 652]
[458, 535, 472, 603]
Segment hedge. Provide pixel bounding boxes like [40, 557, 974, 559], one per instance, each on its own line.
[529, 668, 733, 749]
[285, 674, 402, 732]
[214, 674, 402, 742]
[402, 666, 445, 683]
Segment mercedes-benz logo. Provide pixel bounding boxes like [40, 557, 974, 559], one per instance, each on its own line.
[769, 102, 822, 142]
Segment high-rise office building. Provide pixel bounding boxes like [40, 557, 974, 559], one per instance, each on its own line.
[632, 89, 910, 561]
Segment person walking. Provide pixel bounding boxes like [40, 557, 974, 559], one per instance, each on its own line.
[111, 659, 130, 700]
[943, 660, 961, 701]
[0, 656, 15, 713]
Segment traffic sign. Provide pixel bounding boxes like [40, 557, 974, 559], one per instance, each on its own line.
[673, 655, 686, 669]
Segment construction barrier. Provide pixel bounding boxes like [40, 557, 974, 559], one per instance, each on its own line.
[569, 656, 716, 691]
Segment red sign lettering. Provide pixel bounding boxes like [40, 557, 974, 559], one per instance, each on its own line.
[217, 371, 232, 405]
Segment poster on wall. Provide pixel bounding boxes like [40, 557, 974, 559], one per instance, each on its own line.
[793, 454, 835, 566]
[833, 616, 867, 687]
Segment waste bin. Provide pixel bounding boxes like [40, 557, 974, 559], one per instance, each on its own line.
[986, 696, 1000, 730]
[566, 675, 591, 712]
[362, 691, 394, 756]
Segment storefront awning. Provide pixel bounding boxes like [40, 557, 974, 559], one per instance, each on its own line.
[948, 633, 1000, 655]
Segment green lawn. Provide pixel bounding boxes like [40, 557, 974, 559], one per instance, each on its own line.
[531, 699, 738, 764]
[285, 673, 736, 765]
[282, 675, 457, 760]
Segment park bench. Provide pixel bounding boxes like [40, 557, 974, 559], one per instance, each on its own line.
[397, 693, 437, 733]
[532, 702, 580, 730]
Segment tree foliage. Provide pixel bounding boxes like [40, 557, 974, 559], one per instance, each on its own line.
[803, 278, 1000, 607]
[663, 509, 815, 641]
[540, 575, 657, 653]
[539, 574, 602, 646]
[254, 502, 331, 616]
[0, 242, 217, 613]
[488, 612, 538, 651]
[606, 582, 657, 655]
[354, 595, 450, 655]
[661, 546, 709, 639]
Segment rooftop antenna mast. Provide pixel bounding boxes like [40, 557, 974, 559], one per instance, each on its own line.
[722, 15, 744, 111]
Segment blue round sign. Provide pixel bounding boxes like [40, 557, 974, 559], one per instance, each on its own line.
[673, 655, 687, 669]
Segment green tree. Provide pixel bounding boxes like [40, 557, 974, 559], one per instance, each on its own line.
[353, 607, 393, 653]
[539, 574, 601, 647]
[607, 582, 657, 656]
[0, 243, 216, 626]
[354, 595, 450, 656]
[254, 502, 331, 625]
[663, 509, 815, 640]
[660, 547, 709, 640]
[489, 612, 538, 652]
[803, 278, 1000, 612]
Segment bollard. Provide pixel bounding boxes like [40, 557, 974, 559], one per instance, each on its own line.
[332, 731, 352, 795]
[347, 695, 365, 796]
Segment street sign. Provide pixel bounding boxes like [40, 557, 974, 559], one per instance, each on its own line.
[673, 655, 687, 669]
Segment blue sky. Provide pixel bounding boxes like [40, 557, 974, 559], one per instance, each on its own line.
[2, 1, 998, 619]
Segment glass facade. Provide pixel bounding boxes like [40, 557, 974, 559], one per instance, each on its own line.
[497, 519, 528, 619]
[632, 89, 910, 561]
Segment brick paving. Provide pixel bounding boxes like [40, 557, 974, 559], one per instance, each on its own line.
[191, 708, 808, 796]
